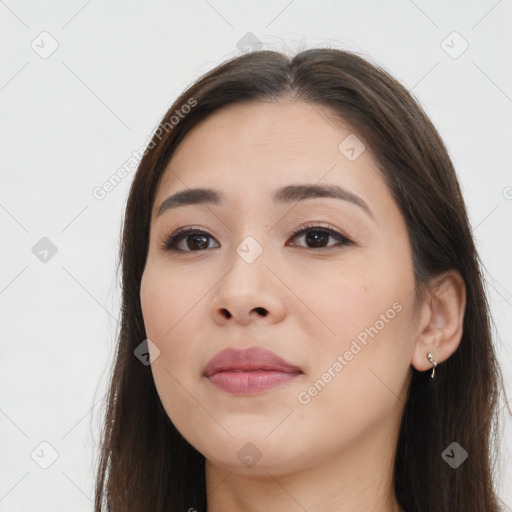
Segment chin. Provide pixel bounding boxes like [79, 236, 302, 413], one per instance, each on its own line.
[197, 433, 308, 477]
[204, 448, 296, 477]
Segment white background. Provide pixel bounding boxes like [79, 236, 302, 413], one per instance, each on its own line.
[0, 0, 511, 510]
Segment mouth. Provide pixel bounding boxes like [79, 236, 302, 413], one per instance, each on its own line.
[203, 346, 303, 395]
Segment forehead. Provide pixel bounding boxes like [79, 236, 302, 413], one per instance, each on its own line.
[172, 100, 353, 162]
[156, 100, 384, 204]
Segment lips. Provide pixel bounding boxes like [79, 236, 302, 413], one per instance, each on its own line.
[203, 346, 302, 377]
[203, 346, 303, 394]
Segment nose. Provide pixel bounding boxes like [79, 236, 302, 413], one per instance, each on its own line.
[209, 245, 287, 326]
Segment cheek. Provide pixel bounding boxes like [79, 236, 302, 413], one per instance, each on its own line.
[297, 263, 414, 392]
[140, 264, 208, 375]
[291, 266, 396, 353]
[140, 271, 205, 438]
[140, 264, 203, 342]
[140, 269, 197, 401]
[292, 301, 412, 454]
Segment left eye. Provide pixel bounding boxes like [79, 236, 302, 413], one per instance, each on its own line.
[288, 224, 352, 249]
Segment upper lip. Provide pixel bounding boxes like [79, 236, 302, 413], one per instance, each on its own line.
[203, 346, 303, 377]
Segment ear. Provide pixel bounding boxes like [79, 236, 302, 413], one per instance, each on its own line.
[411, 270, 466, 372]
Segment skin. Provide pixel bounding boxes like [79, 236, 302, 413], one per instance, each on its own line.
[140, 99, 466, 512]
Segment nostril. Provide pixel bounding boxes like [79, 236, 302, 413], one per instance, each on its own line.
[221, 308, 231, 319]
[253, 307, 267, 316]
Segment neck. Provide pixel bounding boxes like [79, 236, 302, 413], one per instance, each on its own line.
[205, 406, 404, 512]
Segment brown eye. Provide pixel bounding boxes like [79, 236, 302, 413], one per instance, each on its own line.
[288, 224, 353, 249]
[163, 228, 219, 252]
[305, 230, 329, 248]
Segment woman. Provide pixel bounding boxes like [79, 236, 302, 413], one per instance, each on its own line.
[94, 48, 510, 511]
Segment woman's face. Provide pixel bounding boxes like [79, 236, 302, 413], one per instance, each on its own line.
[140, 100, 418, 475]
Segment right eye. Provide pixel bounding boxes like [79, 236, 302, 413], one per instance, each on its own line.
[161, 227, 220, 252]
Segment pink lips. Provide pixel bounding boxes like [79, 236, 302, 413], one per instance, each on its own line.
[203, 346, 302, 394]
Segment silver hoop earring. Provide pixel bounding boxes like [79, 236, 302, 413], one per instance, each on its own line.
[427, 352, 437, 381]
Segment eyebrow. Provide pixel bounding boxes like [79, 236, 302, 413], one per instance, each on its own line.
[156, 183, 373, 219]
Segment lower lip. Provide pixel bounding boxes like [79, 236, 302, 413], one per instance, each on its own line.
[206, 370, 301, 394]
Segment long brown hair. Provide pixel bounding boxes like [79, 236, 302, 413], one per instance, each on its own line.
[94, 48, 510, 512]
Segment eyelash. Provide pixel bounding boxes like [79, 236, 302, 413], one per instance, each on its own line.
[160, 222, 353, 253]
